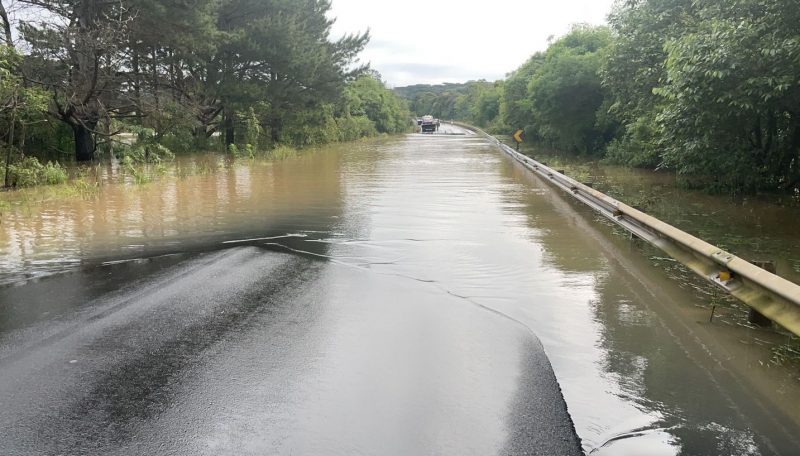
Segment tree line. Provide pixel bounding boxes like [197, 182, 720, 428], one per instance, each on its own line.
[0, 0, 410, 183]
[402, 0, 800, 193]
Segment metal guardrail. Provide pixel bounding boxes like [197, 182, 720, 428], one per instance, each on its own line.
[460, 123, 800, 337]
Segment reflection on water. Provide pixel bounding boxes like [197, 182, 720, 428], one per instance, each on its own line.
[2, 133, 799, 454]
[513, 143, 800, 286]
[496, 156, 799, 455]
[0, 149, 348, 284]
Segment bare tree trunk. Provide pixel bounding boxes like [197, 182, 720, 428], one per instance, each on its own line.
[74, 123, 95, 162]
[224, 107, 235, 146]
[0, 1, 12, 47]
[151, 46, 159, 134]
[132, 46, 141, 118]
[169, 50, 176, 100]
[18, 121, 25, 156]
[3, 98, 16, 187]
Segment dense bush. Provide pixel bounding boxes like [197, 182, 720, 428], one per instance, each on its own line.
[114, 127, 175, 164]
[336, 116, 378, 142]
[5, 156, 68, 187]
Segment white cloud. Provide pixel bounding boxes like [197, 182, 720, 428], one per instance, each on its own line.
[329, 0, 616, 86]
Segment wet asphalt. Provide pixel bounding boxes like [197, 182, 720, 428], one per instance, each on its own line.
[0, 127, 582, 455]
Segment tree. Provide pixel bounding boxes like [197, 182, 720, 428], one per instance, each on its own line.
[343, 74, 409, 134]
[601, 0, 695, 167]
[0, 0, 12, 46]
[1, 45, 48, 186]
[202, 0, 367, 145]
[501, 52, 543, 132]
[527, 25, 613, 154]
[475, 81, 502, 127]
[123, 0, 219, 139]
[19, 0, 135, 161]
[656, 0, 800, 191]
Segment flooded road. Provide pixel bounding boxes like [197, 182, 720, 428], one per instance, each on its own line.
[1, 126, 799, 455]
[509, 141, 800, 288]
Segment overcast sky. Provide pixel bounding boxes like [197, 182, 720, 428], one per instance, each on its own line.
[329, 0, 617, 87]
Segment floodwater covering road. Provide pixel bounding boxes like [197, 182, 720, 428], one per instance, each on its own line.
[1, 124, 799, 455]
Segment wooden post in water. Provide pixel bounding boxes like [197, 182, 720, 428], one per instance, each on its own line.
[749, 261, 776, 327]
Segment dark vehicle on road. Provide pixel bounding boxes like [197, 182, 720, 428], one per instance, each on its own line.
[420, 115, 438, 133]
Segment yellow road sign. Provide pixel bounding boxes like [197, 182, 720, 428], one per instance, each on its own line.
[513, 129, 524, 143]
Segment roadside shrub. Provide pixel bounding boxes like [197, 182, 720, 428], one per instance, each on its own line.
[336, 115, 377, 141]
[8, 156, 42, 187]
[158, 129, 197, 154]
[114, 126, 176, 164]
[278, 105, 339, 146]
[602, 116, 661, 168]
[41, 161, 68, 185]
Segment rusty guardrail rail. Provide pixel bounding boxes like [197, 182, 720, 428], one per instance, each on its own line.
[458, 123, 800, 337]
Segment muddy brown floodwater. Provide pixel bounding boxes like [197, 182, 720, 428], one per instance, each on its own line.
[1, 127, 800, 455]
[510, 139, 800, 289]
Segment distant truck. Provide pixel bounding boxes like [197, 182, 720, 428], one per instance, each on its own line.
[420, 115, 439, 133]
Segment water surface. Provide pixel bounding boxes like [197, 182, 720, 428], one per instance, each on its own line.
[1, 130, 799, 454]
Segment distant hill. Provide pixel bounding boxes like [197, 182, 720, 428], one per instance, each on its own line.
[394, 80, 497, 119]
[393, 82, 472, 100]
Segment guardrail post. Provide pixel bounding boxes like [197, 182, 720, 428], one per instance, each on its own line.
[749, 261, 776, 327]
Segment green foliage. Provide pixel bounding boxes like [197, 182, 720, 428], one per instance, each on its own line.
[146, 98, 206, 153]
[15, 0, 368, 161]
[2, 45, 51, 186]
[228, 143, 255, 160]
[7, 156, 42, 187]
[239, 107, 263, 150]
[403, 80, 504, 128]
[70, 166, 101, 197]
[501, 53, 543, 131]
[655, 0, 800, 191]
[41, 161, 68, 185]
[269, 145, 298, 160]
[121, 155, 152, 185]
[526, 25, 613, 155]
[474, 82, 504, 128]
[6, 156, 67, 187]
[602, 114, 661, 168]
[269, 73, 409, 148]
[278, 104, 339, 147]
[600, 0, 695, 168]
[343, 75, 410, 134]
[408, 90, 461, 120]
[394, 82, 472, 100]
[400, 27, 612, 143]
[601, 0, 800, 192]
[115, 126, 176, 164]
[335, 115, 377, 142]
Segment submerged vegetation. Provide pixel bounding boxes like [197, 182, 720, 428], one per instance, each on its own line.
[400, 0, 800, 194]
[3, 156, 67, 188]
[0, 0, 411, 190]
